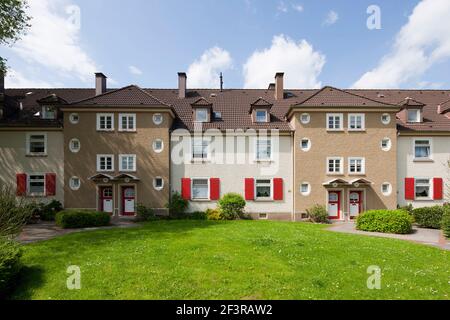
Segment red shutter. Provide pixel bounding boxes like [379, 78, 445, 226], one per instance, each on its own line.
[433, 178, 443, 200]
[45, 173, 56, 196]
[16, 173, 27, 196]
[273, 178, 283, 200]
[244, 178, 254, 201]
[181, 178, 191, 200]
[210, 178, 220, 200]
[404, 178, 415, 200]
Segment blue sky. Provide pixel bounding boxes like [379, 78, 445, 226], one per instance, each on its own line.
[2, 0, 450, 89]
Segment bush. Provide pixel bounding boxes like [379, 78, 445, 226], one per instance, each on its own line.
[205, 208, 223, 220]
[357, 209, 413, 234]
[441, 207, 450, 239]
[0, 186, 33, 237]
[190, 211, 208, 220]
[166, 192, 189, 218]
[39, 200, 63, 221]
[55, 210, 110, 229]
[218, 193, 246, 220]
[0, 239, 22, 298]
[306, 204, 329, 224]
[135, 204, 156, 222]
[413, 206, 445, 229]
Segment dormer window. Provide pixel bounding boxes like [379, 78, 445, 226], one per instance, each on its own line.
[195, 108, 208, 122]
[255, 110, 268, 123]
[191, 98, 212, 123]
[41, 106, 56, 119]
[407, 109, 420, 123]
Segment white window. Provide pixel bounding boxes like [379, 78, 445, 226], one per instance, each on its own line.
[327, 157, 343, 174]
[415, 179, 431, 199]
[327, 113, 343, 130]
[255, 179, 272, 200]
[153, 139, 164, 153]
[192, 178, 209, 200]
[381, 183, 392, 196]
[69, 177, 81, 191]
[348, 157, 365, 174]
[381, 138, 392, 151]
[300, 138, 311, 151]
[97, 113, 114, 131]
[119, 154, 136, 172]
[407, 109, 420, 123]
[26, 133, 47, 156]
[381, 113, 391, 125]
[300, 183, 311, 196]
[153, 113, 163, 125]
[28, 174, 45, 196]
[300, 113, 310, 124]
[119, 113, 136, 132]
[192, 139, 209, 160]
[41, 106, 56, 119]
[348, 114, 365, 131]
[195, 108, 208, 122]
[256, 138, 271, 161]
[255, 110, 268, 122]
[153, 177, 164, 190]
[97, 155, 114, 172]
[414, 139, 431, 159]
[69, 138, 81, 153]
[69, 113, 79, 124]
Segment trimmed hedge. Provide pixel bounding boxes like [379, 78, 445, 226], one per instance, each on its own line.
[0, 240, 22, 298]
[441, 207, 450, 239]
[55, 210, 110, 229]
[218, 193, 246, 220]
[412, 206, 445, 229]
[356, 209, 413, 234]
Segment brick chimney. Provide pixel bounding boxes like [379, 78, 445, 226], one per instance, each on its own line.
[95, 73, 107, 96]
[275, 72, 284, 100]
[178, 72, 187, 98]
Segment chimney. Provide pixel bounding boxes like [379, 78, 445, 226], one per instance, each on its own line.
[0, 71, 4, 95]
[178, 72, 187, 98]
[275, 72, 284, 100]
[437, 104, 442, 114]
[95, 72, 107, 96]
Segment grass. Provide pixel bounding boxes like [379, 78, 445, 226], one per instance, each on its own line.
[12, 220, 450, 300]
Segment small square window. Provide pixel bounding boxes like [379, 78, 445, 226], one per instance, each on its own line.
[192, 179, 209, 199]
[414, 139, 431, 159]
[119, 114, 136, 131]
[119, 154, 136, 172]
[415, 179, 431, 199]
[153, 177, 164, 190]
[301, 138, 311, 151]
[153, 139, 164, 153]
[255, 110, 268, 122]
[300, 183, 311, 196]
[256, 139, 271, 161]
[256, 179, 272, 199]
[381, 183, 392, 196]
[327, 158, 343, 174]
[348, 114, 365, 130]
[28, 174, 45, 196]
[42, 106, 56, 119]
[327, 114, 343, 130]
[97, 114, 114, 131]
[97, 155, 114, 172]
[407, 109, 420, 123]
[27, 134, 46, 155]
[348, 158, 365, 174]
[195, 109, 208, 122]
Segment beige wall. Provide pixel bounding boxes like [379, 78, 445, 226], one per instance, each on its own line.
[63, 109, 172, 215]
[292, 110, 398, 219]
[0, 130, 64, 204]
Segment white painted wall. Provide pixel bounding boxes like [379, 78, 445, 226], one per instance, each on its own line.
[170, 132, 294, 215]
[397, 136, 450, 208]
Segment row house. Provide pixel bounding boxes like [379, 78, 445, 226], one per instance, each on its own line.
[0, 71, 449, 220]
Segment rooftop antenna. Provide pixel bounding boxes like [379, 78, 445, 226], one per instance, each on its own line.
[220, 72, 223, 92]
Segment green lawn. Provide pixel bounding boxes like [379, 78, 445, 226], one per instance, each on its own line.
[12, 220, 450, 300]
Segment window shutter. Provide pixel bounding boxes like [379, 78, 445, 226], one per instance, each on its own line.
[45, 173, 56, 196]
[181, 178, 191, 200]
[273, 178, 283, 200]
[404, 178, 415, 200]
[210, 178, 220, 200]
[433, 178, 443, 200]
[244, 178, 254, 201]
[16, 173, 27, 196]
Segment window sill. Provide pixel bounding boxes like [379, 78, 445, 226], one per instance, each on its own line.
[254, 159, 273, 163]
[414, 198, 434, 201]
[413, 158, 434, 163]
[326, 129, 344, 132]
[119, 170, 137, 173]
[26, 194, 46, 198]
[191, 159, 210, 163]
[348, 173, 366, 176]
[326, 173, 344, 176]
[26, 154, 48, 158]
[254, 198, 274, 202]
[191, 199, 211, 202]
[348, 129, 366, 132]
[118, 130, 137, 133]
[96, 129, 115, 132]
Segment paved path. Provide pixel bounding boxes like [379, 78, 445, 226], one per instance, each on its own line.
[17, 219, 139, 244]
[328, 222, 450, 250]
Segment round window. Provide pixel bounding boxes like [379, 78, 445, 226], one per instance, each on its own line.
[152, 139, 164, 153]
[69, 177, 81, 190]
[69, 113, 79, 124]
[69, 138, 81, 153]
[300, 113, 310, 124]
[153, 113, 163, 125]
[381, 113, 391, 125]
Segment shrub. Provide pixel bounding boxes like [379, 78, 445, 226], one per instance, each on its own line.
[441, 207, 450, 239]
[218, 193, 246, 220]
[166, 192, 189, 218]
[55, 210, 110, 229]
[205, 208, 223, 220]
[189, 211, 207, 220]
[0, 239, 22, 298]
[413, 206, 445, 229]
[135, 204, 156, 222]
[357, 209, 413, 234]
[306, 204, 329, 224]
[0, 185, 33, 237]
[39, 200, 63, 221]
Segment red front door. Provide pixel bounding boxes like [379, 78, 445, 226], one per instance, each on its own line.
[349, 191, 363, 218]
[122, 186, 136, 216]
[99, 186, 113, 214]
[327, 191, 341, 220]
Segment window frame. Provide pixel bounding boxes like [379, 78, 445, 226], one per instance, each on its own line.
[255, 109, 268, 123]
[255, 138, 272, 162]
[69, 138, 81, 153]
[300, 138, 311, 152]
[407, 109, 421, 123]
[96, 113, 115, 131]
[381, 137, 392, 151]
[300, 182, 311, 196]
[381, 182, 392, 196]
[191, 178, 210, 200]
[415, 178, 432, 200]
[152, 139, 164, 153]
[153, 113, 163, 125]
[96, 154, 114, 172]
[194, 108, 209, 123]
[348, 113, 365, 131]
[381, 113, 391, 125]
[119, 113, 136, 132]
[348, 157, 365, 175]
[326, 113, 344, 131]
[26, 133, 47, 156]
[413, 138, 432, 160]
[27, 173, 46, 197]
[69, 113, 79, 124]
[255, 178, 273, 201]
[153, 177, 164, 191]
[300, 113, 310, 124]
[41, 105, 56, 120]
[69, 176, 81, 191]
[118, 154, 136, 172]
[326, 157, 344, 175]
[192, 138, 209, 161]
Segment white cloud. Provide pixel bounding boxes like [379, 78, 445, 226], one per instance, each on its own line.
[323, 10, 339, 26]
[243, 34, 325, 89]
[353, 0, 450, 89]
[5, 69, 55, 88]
[292, 4, 304, 12]
[187, 47, 233, 88]
[10, 0, 98, 84]
[129, 65, 143, 75]
[277, 1, 288, 14]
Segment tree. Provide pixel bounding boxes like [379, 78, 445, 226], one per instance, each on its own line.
[0, 0, 31, 74]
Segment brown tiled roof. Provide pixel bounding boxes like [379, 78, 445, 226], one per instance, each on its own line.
[191, 97, 212, 106]
[251, 97, 273, 107]
[398, 97, 425, 107]
[440, 99, 450, 114]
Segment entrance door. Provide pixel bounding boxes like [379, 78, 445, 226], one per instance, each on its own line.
[122, 186, 135, 216]
[349, 191, 362, 218]
[328, 191, 340, 220]
[100, 186, 113, 214]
